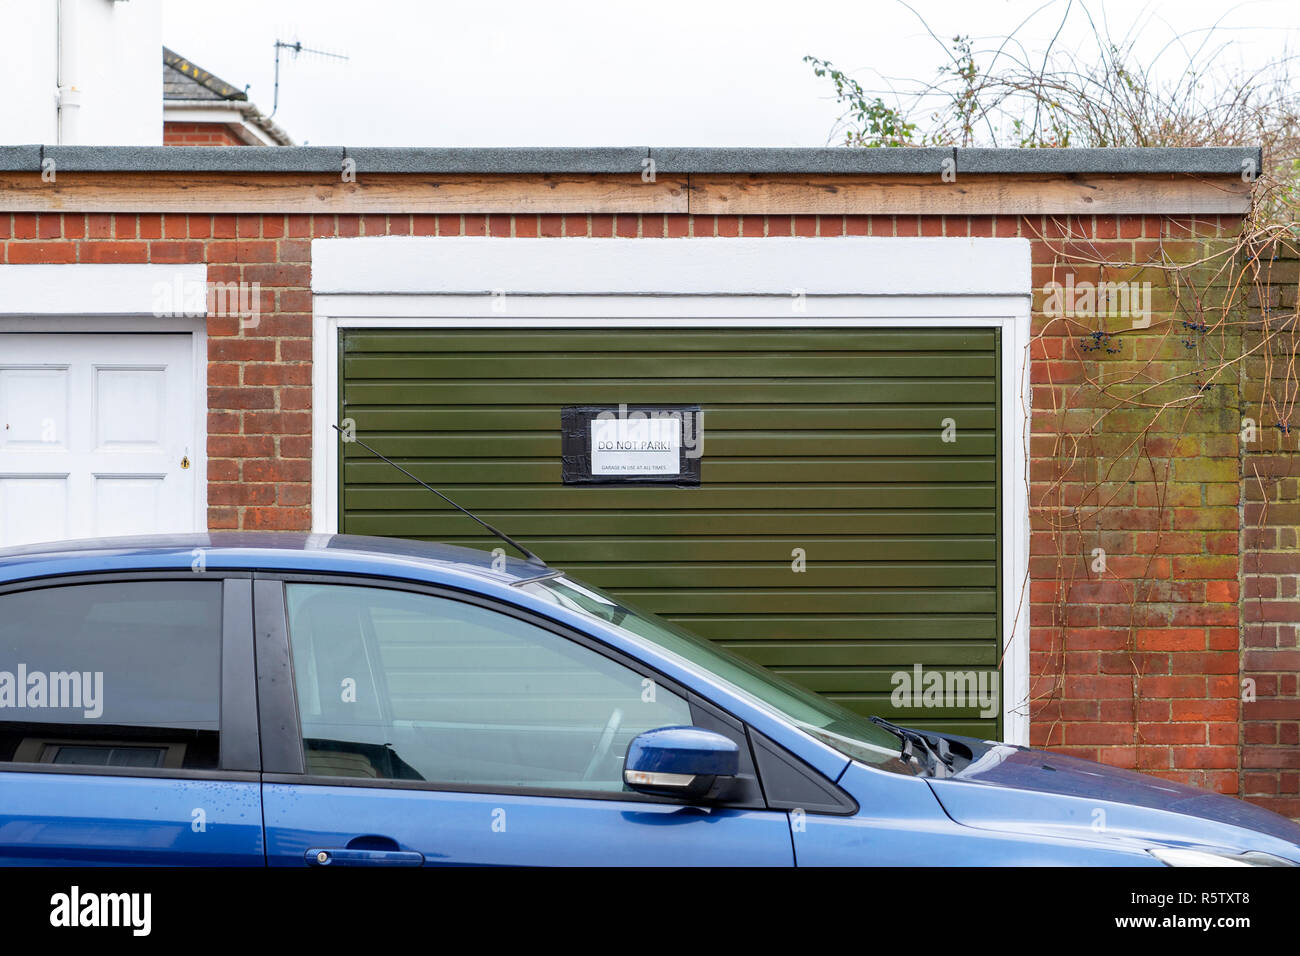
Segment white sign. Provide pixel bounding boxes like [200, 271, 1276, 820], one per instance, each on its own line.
[591, 416, 682, 476]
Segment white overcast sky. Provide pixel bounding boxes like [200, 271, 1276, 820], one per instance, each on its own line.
[160, 0, 1300, 147]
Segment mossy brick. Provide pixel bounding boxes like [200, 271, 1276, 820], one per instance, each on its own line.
[1171, 507, 1239, 529]
[1082, 434, 1158, 459]
[1173, 457, 1240, 482]
[1103, 408, 1237, 432]
[1088, 481, 1138, 505]
[1252, 257, 1299, 284]
[1092, 509, 1174, 531]
[1242, 382, 1300, 407]
[1240, 429, 1299, 453]
[1246, 285, 1298, 309]
[1135, 484, 1201, 508]
[1174, 435, 1238, 458]
[1184, 286, 1244, 310]
[1034, 263, 1103, 286]
[1132, 239, 1210, 264]
[1096, 360, 1203, 386]
[1205, 483, 1241, 506]
[1130, 335, 1241, 364]
[1100, 264, 1179, 286]
[1088, 455, 1164, 483]
[1100, 383, 1229, 406]
[1172, 261, 1242, 288]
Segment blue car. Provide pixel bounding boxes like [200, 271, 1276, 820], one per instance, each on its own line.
[0, 532, 1297, 866]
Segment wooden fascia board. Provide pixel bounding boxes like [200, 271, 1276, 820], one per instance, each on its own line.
[687, 172, 1251, 216]
[0, 171, 1249, 216]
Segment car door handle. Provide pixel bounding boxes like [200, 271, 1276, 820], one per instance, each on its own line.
[307, 847, 425, 867]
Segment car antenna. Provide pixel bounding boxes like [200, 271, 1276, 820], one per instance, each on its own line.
[332, 423, 547, 567]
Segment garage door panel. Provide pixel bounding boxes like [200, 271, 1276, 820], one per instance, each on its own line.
[343, 511, 997, 536]
[342, 459, 996, 483]
[675, 615, 998, 641]
[905, 719, 997, 736]
[345, 432, 995, 457]
[440, 536, 996, 562]
[340, 326, 1001, 738]
[829, 700, 1000, 722]
[390, 537, 993, 563]
[345, 487, 998, 512]
[745, 642, 998, 667]
[788, 668, 1000, 693]
[555, 563, 996, 589]
[343, 380, 997, 404]
[345, 353, 996, 380]
[613, 589, 998, 614]
[353, 406, 998, 431]
[344, 329, 997, 353]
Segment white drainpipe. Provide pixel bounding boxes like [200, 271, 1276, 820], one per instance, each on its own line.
[56, 0, 82, 144]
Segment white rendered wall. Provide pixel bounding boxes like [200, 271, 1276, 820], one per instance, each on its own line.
[0, 0, 162, 145]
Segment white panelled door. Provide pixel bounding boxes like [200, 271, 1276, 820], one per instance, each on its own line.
[0, 333, 198, 547]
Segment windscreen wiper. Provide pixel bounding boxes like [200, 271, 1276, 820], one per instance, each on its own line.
[870, 716, 955, 777]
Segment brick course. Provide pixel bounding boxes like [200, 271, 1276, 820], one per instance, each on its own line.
[162, 122, 248, 147]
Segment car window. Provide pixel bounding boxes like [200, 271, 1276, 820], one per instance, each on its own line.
[284, 583, 693, 792]
[0, 580, 222, 771]
[521, 576, 915, 774]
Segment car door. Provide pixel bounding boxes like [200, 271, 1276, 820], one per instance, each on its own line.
[0, 573, 264, 865]
[256, 575, 794, 866]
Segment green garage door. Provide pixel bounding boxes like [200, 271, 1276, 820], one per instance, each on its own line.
[339, 327, 1002, 737]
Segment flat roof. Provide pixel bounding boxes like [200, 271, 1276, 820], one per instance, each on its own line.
[0, 145, 1260, 175]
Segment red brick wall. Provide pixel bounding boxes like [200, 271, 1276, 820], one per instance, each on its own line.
[1242, 457, 1300, 819]
[1240, 249, 1300, 819]
[1024, 213, 1244, 800]
[163, 122, 248, 147]
[1, 208, 1290, 815]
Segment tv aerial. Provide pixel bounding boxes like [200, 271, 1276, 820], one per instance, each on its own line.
[269, 39, 349, 119]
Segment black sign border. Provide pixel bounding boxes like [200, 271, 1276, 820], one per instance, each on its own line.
[561, 405, 702, 486]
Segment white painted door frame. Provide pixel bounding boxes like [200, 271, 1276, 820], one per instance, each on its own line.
[310, 238, 1032, 744]
[0, 264, 209, 535]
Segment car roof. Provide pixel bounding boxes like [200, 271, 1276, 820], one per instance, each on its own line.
[0, 532, 549, 587]
[0, 531, 856, 780]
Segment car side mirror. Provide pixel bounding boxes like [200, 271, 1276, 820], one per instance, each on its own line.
[623, 726, 739, 799]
